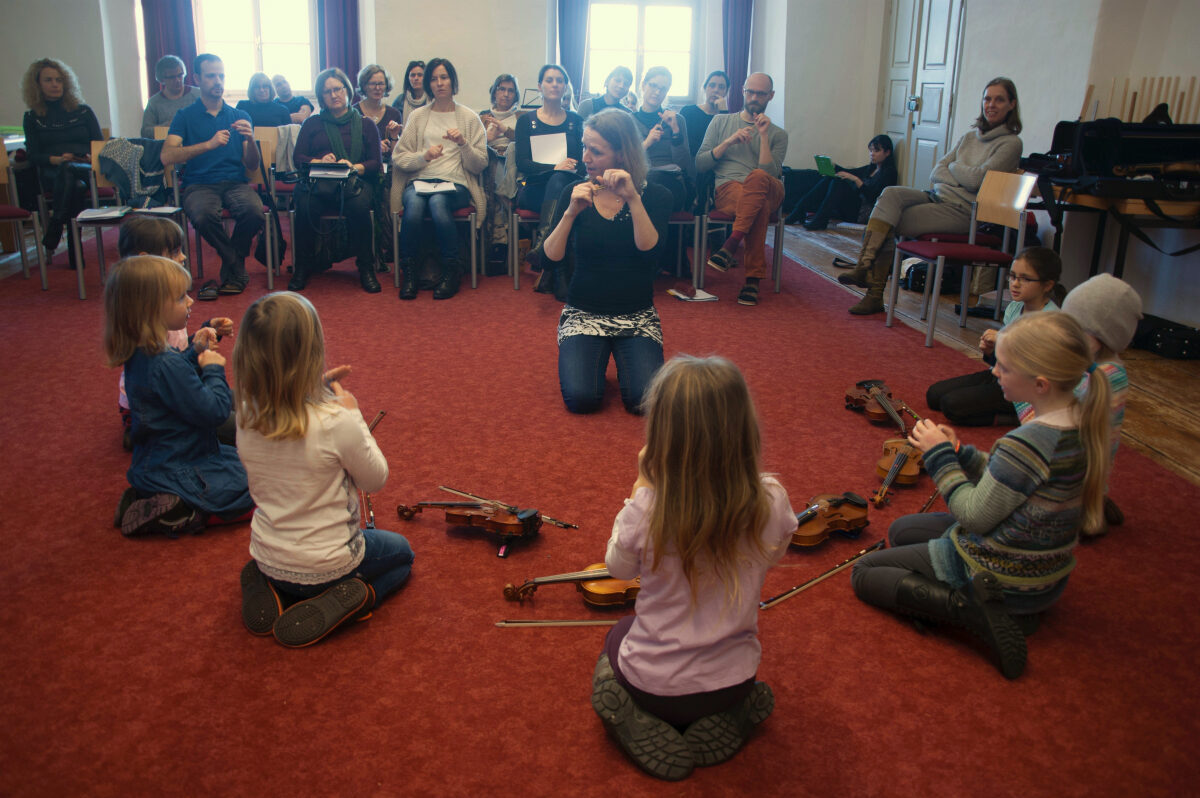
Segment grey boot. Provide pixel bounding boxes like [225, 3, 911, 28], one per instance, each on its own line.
[838, 218, 893, 288]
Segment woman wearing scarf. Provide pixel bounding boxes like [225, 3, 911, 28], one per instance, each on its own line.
[289, 67, 383, 294]
[390, 60, 431, 125]
[480, 73, 522, 263]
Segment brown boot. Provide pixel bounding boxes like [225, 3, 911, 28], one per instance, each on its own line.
[848, 249, 893, 315]
[838, 218, 893, 289]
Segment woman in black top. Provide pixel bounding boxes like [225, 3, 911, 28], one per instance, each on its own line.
[21, 58, 102, 255]
[515, 64, 586, 294]
[630, 66, 694, 213]
[288, 68, 383, 294]
[678, 70, 729, 158]
[542, 109, 672, 415]
[235, 73, 292, 127]
[785, 134, 898, 230]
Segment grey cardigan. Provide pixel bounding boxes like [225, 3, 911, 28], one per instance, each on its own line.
[390, 102, 489, 227]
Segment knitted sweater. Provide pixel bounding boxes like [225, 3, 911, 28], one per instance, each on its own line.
[928, 126, 1022, 207]
[926, 409, 1085, 592]
[695, 112, 787, 187]
[390, 102, 489, 227]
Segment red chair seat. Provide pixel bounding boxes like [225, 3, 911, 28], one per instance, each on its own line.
[274, 181, 295, 194]
[452, 206, 476, 219]
[0, 204, 31, 220]
[898, 240, 1013, 265]
[916, 231, 1002, 248]
[516, 209, 539, 220]
[669, 211, 694, 221]
[97, 187, 116, 199]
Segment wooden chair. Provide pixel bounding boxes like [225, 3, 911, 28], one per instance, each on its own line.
[0, 147, 48, 289]
[885, 171, 1038, 347]
[67, 140, 124, 299]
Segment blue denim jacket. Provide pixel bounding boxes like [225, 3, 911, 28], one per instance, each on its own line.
[125, 346, 251, 518]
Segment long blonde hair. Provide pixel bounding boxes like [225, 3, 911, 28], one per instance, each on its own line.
[22, 58, 84, 115]
[232, 292, 330, 440]
[997, 312, 1111, 535]
[102, 255, 191, 367]
[640, 355, 772, 604]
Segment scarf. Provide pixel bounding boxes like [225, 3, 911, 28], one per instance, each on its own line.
[319, 108, 363, 164]
[402, 92, 429, 122]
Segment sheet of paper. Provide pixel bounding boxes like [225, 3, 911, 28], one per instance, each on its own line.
[412, 180, 457, 195]
[530, 132, 568, 166]
[77, 206, 131, 221]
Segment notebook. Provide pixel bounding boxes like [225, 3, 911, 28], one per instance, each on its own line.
[814, 155, 836, 177]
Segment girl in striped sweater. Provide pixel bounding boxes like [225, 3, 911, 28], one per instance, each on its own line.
[851, 312, 1111, 679]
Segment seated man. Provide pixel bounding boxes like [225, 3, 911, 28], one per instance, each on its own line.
[271, 74, 314, 124]
[141, 55, 201, 139]
[695, 72, 788, 307]
[162, 53, 264, 299]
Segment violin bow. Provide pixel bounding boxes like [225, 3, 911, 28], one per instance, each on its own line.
[759, 539, 885, 610]
[495, 619, 620, 628]
[438, 485, 579, 529]
[360, 411, 386, 529]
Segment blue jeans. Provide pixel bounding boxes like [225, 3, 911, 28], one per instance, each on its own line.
[268, 528, 414, 605]
[558, 334, 663, 414]
[399, 182, 470, 261]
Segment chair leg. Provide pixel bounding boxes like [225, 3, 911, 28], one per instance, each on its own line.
[886, 248, 902, 328]
[393, 211, 401, 289]
[469, 212, 478, 289]
[510, 211, 520, 290]
[32, 213, 48, 290]
[926, 256, 946, 348]
[13, 220, 30, 279]
[694, 216, 707, 291]
[369, 209, 378, 274]
[773, 218, 784, 293]
[265, 214, 274, 291]
[71, 219, 86, 300]
[959, 266, 971, 328]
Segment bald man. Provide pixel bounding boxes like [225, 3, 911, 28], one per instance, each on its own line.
[695, 72, 788, 306]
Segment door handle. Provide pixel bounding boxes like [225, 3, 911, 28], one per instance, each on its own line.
[906, 95, 922, 112]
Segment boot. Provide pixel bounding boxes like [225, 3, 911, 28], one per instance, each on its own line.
[287, 263, 309, 291]
[42, 218, 64, 254]
[357, 259, 381, 293]
[848, 254, 891, 315]
[894, 572, 1026, 679]
[838, 218, 893, 288]
[432, 257, 461, 300]
[533, 266, 557, 294]
[398, 258, 418, 300]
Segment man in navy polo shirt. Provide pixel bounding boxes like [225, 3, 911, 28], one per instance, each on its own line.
[162, 53, 263, 297]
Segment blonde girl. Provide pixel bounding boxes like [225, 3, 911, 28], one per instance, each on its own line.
[115, 216, 234, 449]
[104, 255, 251, 537]
[233, 292, 413, 648]
[591, 355, 798, 781]
[852, 312, 1111, 680]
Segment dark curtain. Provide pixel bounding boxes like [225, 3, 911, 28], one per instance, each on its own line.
[557, 0, 590, 98]
[142, 0, 198, 93]
[318, 0, 361, 86]
[722, 0, 753, 113]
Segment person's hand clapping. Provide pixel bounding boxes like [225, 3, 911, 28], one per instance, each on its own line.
[209, 317, 235, 338]
[193, 327, 218, 353]
[329, 380, 358, 411]
[444, 128, 465, 146]
[198, 348, 225, 368]
[231, 119, 254, 140]
[207, 129, 231, 150]
[908, 418, 952, 453]
[425, 144, 444, 161]
[322, 364, 351, 385]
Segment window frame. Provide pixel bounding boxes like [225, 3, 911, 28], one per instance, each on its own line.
[584, 0, 700, 108]
[192, 0, 320, 102]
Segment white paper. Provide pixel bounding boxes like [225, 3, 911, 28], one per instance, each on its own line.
[412, 180, 457, 195]
[530, 132, 568, 166]
[77, 206, 131, 221]
[132, 206, 182, 216]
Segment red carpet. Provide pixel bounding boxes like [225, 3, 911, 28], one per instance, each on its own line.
[2, 228, 1198, 796]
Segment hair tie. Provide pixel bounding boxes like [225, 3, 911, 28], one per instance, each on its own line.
[1086, 362, 1097, 374]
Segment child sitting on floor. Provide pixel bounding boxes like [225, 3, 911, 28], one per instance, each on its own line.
[925, 246, 1065, 426]
[104, 255, 253, 536]
[233, 292, 414, 648]
[1021, 273, 1143, 537]
[115, 216, 235, 451]
[851, 312, 1112, 680]
[591, 355, 798, 781]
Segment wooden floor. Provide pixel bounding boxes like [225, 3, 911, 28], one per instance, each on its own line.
[3, 224, 1197, 485]
[779, 223, 1200, 486]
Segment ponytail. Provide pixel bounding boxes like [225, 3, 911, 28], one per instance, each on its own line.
[1076, 364, 1112, 536]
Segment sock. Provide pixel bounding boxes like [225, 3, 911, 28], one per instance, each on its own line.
[722, 230, 746, 251]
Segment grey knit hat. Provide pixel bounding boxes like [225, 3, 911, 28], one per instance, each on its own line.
[1061, 274, 1143, 353]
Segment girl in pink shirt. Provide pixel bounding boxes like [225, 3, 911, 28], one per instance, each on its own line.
[592, 355, 798, 781]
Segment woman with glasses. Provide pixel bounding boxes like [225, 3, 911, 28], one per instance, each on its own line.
[480, 74, 522, 264]
[631, 66, 694, 213]
[289, 67, 383, 294]
[235, 73, 291, 127]
[925, 246, 1065, 426]
[390, 60, 430, 125]
[355, 64, 404, 268]
[392, 57, 488, 300]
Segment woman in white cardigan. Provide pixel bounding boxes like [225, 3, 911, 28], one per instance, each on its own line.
[391, 57, 488, 300]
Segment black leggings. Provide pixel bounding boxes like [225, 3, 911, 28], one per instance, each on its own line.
[926, 369, 1017, 426]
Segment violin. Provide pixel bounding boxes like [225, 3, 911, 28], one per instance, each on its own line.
[360, 411, 386, 530]
[872, 438, 924, 507]
[791, 492, 870, 547]
[397, 500, 542, 558]
[504, 563, 640, 607]
[845, 379, 919, 436]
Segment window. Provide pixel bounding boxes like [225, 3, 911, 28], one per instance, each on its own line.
[193, 0, 317, 99]
[585, 1, 695, 103]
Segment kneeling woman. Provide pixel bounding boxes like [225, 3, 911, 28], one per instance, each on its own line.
[289, 67, 383, 293]
[392, 57, 488, 300]
[541, 109, 672, 414]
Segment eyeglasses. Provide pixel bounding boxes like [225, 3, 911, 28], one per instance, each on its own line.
[1007, 272, 1044, 284]
[323, 86, 348, 96]
[366, 81, 387, 89]
[644, 82, 669, 94]
[743, 88, 770, 98]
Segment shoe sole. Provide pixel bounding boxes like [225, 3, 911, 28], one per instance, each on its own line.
[121, 493, 183, 537]
[114, 487, 136, 528]
[592, 680, 694, 781]
[706, 257, 730, 273]
[837, 273, 869, 288]
[273, 578, 369, 648]
[240, 561, 282, 636]
[969, 574, 1027, 680]
[683, 682, 774, 767]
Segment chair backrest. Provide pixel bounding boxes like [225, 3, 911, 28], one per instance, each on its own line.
[153, 126, 169, 140]
[974, 171, 1037, 229]
[0, 147, 17, 205]
[101, 127, 111, 140]
[90, 140, 117, 189]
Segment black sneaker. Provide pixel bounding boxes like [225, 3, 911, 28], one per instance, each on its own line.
[683, 682, 774, 767]
[240, 560, 282, 636]
[272, 577, 369, 648]
[591, 676, 694, 781]
[120, 493, 184, 537]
